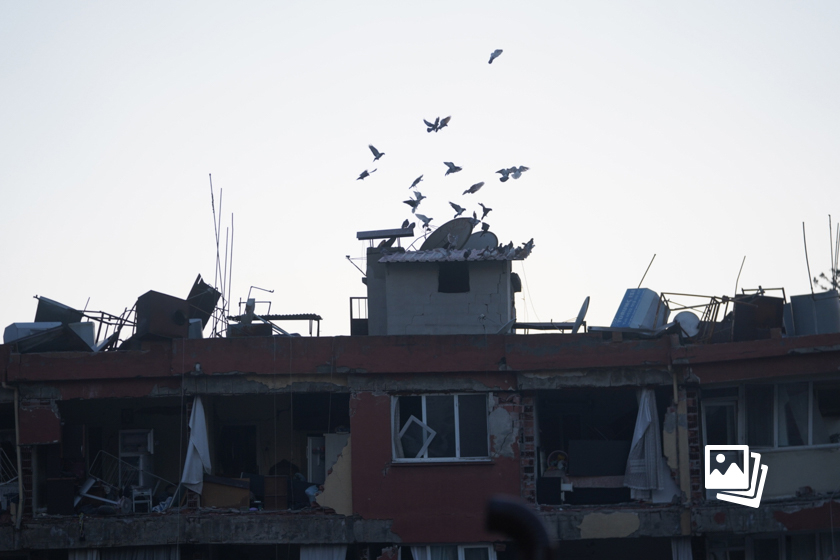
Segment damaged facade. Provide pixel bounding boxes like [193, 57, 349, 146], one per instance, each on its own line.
[0, 229, 839, 560]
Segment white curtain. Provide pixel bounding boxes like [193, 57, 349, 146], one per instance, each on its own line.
[429, 547, 457, 560]
[671, 537, 692, 560]
[625, 388, 665, 499]
[410, 547, 428, 560]
[393, 398, 405, 459]
[180, 396, 212, 494]
[300, 545, 347, 560]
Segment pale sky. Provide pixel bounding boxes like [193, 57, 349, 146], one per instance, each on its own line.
[2, 2, 839, 338]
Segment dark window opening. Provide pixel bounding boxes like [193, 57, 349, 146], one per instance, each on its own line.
[438, 262, 470, 293]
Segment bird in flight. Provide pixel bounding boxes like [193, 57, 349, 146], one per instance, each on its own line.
[416, 214, 433, 230]
[444, 162, 463, 176]
[410, 175, 423, 189]
[479, 203, 492, 220]
[449, 202, 466, 218]
[437, 116, 451, 132]
[403, 191, 426, 213]
[369, 145, 385, 162]
[511, 165, 529, 179]
[496, 168, 511, 182]
[357, 169, 377, 180]
[463, 182, 484, 195]
[489, 49, 503, 64]
[481, 222, 490, 232]
[424, 117, 440, 133]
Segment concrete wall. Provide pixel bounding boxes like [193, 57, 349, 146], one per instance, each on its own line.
[349, 390, 520, 543]
[761, 446, 840, 498]
[382, 261, 513, 335]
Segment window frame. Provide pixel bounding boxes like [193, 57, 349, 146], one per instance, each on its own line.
[702, 381, 840, 451]
[391, 393, 491, 463]
[404, 544, 497, 560]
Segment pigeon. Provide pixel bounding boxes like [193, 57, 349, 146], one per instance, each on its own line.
[416, 214, 433, 230]
[444, 162, 463, 176]
[468, 211, 480, 228]
[489, 49, 503, 64]
[410, 175, 423, 189]
[463, 182, 484, 195]
[357, 169, 377, 180]
[413, 190, 426, 202]
[449, 202, 466, 218]
[403, 198, 420, 213]
[446, 233, 459, 248]
[496, 168, 511, 182]
[401, 219, 414, 230]
[424, 117, 440, 133]
[481, 222, 490, 232]
[369, 145, 385, 162]
[437, 116, 451, 132]
[511, 165, 529, 179]
[479, 203, 492, 220]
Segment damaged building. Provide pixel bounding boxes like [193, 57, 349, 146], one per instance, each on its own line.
[0, 223, 839, 560]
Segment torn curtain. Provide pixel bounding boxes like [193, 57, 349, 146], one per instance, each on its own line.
[180, 396, 211, 494]
[624, 388, 666, 499]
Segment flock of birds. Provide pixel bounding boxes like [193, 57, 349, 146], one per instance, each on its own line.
[354, 48, 530, 244]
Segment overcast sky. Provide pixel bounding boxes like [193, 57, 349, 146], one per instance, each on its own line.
[2, 2, 839, 338]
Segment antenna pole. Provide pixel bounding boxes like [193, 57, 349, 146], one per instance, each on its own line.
[637, 254, 656, 289]
[803, 222, 815, 295]
[830, 215, 835, 289]
[228, 213, 234, 324]
[734, 256, 746, 295]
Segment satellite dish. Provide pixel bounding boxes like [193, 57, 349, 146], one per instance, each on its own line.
[675, 311, 700, 338]
[462, 231, 498, 250]
[419, 218, 474, 251]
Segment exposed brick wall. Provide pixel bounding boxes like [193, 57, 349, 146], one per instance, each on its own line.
[680, 388, 703, 503]
[520, 394, 536, 503]
[20, 445, 32, 518]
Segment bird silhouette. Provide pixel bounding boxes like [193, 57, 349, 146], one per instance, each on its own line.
[424, 117, 440, 133]
[416, 214, 433, 230]
[463, 182, 484, 195]
[369, 145, 385, 162]
[357, 169, 377, 180]
[481, 222, 490, 232]
[444, 162, 463, 176]
[511, 165, 529, 179]
[449, 202, 466, 218]
[479, 203, 492, 220]
[403, 199, 420, 213]
[489, 49, 503, 64]
[437, 116, 451, 132]
[410, 175, 423, 189]
[496, 168, 511, 182]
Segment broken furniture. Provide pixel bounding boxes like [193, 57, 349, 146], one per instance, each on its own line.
[76, 450, 174, 513]
[202, 475, 250, 509]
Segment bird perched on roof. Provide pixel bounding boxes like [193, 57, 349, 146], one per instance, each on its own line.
[496, 168, 511, 182]
[369, 145, 385, 162]
[401, 219, 415, 230]
[481, 222, 490, 232]
[423, 117, 440, 133]
[415, 214, 433, 230]
[410, 175, 423, 189]
[437, 116, 451, 132]
[357, 169, 377, 180]
[446, 233, 459, 249]
[463, 182, 484, 195]
[468, 211, 480, 228]
[479, 203, 492, 220]
[449, 202, 466, 218]
[489, 49, 503, 64]
[444, 162, 463, 176]
[511, 165, 529, 179]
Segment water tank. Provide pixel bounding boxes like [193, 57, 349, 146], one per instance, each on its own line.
[789, 290, 840, 335]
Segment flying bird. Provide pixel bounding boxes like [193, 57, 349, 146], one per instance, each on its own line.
[463, 182, 484, 195]
[424, 117, 440, 133]
[357, 169, 377, 180]
[444, 162, 463, 176]
[410, 175, 423, 189]
[479, 203, 492, 220]
[369, 145, 385, 162]
[403, 198, 420, 213]
[468, 211, 480, 228]
[488, 49, 503, 64]
[437, 116, 451, 132]
[496, 168, 511, 182]
[413, 190, 426, 202]
[511, 165, 529, 179]
[449, 202, 466, 218]
[481, 222, 490, 232]
[415, 214, 433, 230]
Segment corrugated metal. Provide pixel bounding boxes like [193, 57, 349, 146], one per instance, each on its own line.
[378, 243, 533, 263]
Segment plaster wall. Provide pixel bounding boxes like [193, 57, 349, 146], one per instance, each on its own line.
[760, 446, 840, 498]
[383, 261, 512, 335]
[349, 390, 520, 543]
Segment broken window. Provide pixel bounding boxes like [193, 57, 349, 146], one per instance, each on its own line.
[706, 381, 840, 449]
[438, 262, 470, 293]
[392, 394, 489, 461]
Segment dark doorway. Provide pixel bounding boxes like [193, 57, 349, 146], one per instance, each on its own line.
[218, 425, 257, 478]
